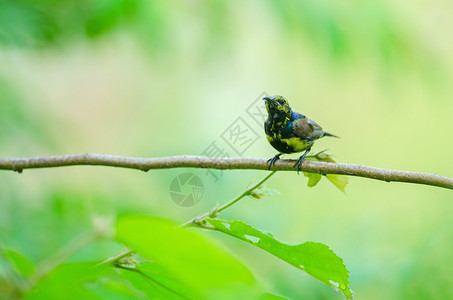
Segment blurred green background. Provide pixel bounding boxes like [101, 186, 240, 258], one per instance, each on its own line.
[1, 0, 452, 299]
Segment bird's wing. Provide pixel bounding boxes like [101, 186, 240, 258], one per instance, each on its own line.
[293, 117, 324, 139]
[307, 118, 325, 138]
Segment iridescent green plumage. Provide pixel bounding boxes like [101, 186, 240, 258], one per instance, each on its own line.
[263, 95, 337, 173]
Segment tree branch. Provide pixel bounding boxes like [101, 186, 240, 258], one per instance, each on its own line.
[0, 153, 451, 190]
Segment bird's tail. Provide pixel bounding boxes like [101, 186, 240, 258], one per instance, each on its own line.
[323, 131, 339, 138]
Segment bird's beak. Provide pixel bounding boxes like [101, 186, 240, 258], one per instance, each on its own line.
[263, 96, 279, 107]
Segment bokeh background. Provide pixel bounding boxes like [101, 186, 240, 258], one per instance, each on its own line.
[1, 0, 452, 299]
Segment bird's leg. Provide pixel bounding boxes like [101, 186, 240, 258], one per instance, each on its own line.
[267, 153, 281, 170]
[294, 148, 311, 174]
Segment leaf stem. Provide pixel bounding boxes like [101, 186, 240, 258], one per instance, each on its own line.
[95, 249, 134, 267]
[217, 171, 276, 213]
[180, 171, 276, 228]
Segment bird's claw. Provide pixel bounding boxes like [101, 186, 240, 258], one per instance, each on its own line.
[294, 148, 311, 174]
[267, 153, 281, 170]
[293, 159, 304, 174]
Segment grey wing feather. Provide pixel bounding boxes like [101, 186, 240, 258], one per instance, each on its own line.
[293, 117, 325, 139]
[307, 118, 325, 138]
[292, 118, 314, 139]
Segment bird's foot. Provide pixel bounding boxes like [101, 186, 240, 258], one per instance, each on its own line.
[293, 158, 304, 174]
[267, 153, 281, 170]
[293, 149, 311, 174]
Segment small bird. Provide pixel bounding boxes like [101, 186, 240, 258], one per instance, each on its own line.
[263, 95, 337, 173]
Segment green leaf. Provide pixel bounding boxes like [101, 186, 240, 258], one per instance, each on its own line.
[85, 0, 137, 37]
[258, 292, 290, 299]
[116, 215, 262, 299]
[305, 151, 349, 191]
[3, 249, 35, 277]
[25, 262, 141, 300]
[303, 172, 322, 187]
[326, 174, 348, 193]
[206, 219, 353, 300]
[306, 151, 337, 163]
[117, 261, 193, 300]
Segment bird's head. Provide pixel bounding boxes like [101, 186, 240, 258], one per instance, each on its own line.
[262, 95, 292, 120]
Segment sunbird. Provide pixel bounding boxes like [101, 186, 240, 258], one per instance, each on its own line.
[263, 95, 337, 173]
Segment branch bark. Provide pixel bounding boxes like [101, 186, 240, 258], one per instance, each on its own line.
[0, 153, 451, 190]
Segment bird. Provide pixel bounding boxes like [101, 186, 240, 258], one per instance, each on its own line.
[263, 95, 337, 173]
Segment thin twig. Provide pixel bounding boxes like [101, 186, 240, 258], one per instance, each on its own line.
[27, 215, 114, 288]
[217, 171, 277, 213]
[28, 232, 98, 287]
[0, 153, 451, 190]
[180, 171, 277, 228]
[95, 249, 134, 267]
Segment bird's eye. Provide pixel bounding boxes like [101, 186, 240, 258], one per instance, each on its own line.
[278, 99, 285, 104]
